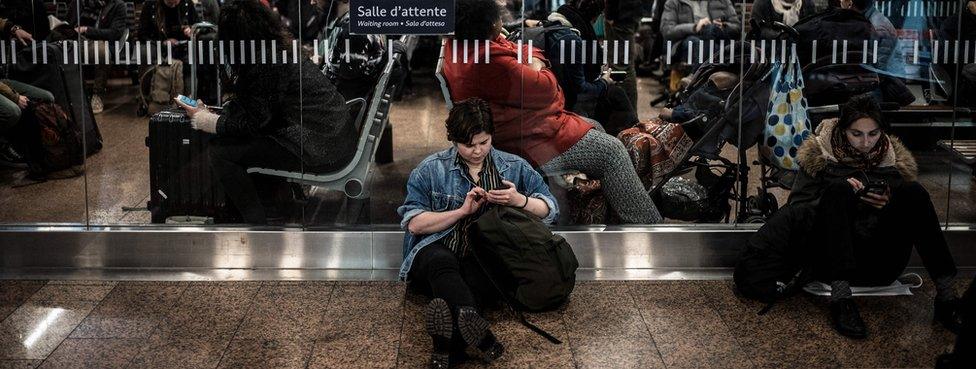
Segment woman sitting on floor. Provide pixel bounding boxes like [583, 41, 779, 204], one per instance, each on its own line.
[751, 96, 964, 339]
[442, 0, 662, 224]
[398, 98, 558, 368]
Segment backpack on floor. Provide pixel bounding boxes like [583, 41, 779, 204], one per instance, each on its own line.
[470, 205, 579, 344]
[23, 101, 85, 175]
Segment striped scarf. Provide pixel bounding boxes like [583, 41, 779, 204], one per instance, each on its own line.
[443, 152, 501, 257]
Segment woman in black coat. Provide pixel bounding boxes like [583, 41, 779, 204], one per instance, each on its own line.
[751, 96, 963, 339]
[176, 0, 355, 224]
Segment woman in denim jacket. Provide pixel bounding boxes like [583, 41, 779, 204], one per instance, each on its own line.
[397, 98, 558, 369]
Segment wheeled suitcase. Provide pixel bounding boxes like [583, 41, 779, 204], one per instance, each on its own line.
[145, 109, 237, 223]
[145, 24, 235, 223]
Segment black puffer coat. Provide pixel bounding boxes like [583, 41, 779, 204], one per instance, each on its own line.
[218, 59, 355, 169]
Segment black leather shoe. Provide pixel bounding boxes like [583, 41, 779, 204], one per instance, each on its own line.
[425, 298, 453, 369]
[830, 299, 868, 339]
[935, 298, 965, 334]
[0, 143, 27, 169]
[457, 306, 504, 363]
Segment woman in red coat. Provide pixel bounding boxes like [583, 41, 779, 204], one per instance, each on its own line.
[443, 0, 661, 224]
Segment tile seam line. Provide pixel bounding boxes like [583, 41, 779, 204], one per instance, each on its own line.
[123, 281, 193, 369]
[37, 281, 120, 366]
[625, 282, 669, 369]
[215, 281, 269, 368]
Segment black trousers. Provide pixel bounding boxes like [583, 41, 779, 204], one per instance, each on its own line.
[209, 136, 341, 224]
[812, 180, 957, 286]
[594, 85, 640, 138]
[951, 275, 976, 365]
[408, 241, 500, 311]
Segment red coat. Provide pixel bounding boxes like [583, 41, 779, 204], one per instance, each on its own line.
[442, 36, 593, 167]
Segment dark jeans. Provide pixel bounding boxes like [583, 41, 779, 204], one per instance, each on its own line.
[812, 181, 957, 286]
[670, 25, 738, 71]
[408, 241, 500, 311]
[209, 136, 333, 224]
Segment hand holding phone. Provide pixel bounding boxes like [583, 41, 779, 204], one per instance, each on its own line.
[609, 70, 627, 82]
[177, 95, 198, 108]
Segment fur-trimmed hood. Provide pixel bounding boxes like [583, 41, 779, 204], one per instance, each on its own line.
[797, 118, 918, 181]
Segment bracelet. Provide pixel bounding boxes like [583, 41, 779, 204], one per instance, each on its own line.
[10, 25, 22, 33]
[518, 194, 529, 209]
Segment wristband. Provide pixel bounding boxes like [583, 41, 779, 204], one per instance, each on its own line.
[518, 194, 529, 209]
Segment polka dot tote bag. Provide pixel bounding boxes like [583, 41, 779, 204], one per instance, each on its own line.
[761, 60, 811, 171]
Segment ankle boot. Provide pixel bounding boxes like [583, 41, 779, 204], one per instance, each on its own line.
[830, 299, 867, 339]
[456, 306, 504, 363]
[425, 298, 452, 369]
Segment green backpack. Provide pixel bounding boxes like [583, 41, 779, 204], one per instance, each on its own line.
[470, 206, 579, 343]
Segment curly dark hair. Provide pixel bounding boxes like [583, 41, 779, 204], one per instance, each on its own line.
[454, 0, 501, 41]
[218, 0, 292, 45]
[446, 98, 495, 144]
[839, 95, 888, 131]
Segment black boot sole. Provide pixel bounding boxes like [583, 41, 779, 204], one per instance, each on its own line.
[425, 298, 452, 369]
[457, 308, 504, 363]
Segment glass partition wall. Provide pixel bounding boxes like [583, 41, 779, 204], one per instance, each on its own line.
[0, 0, 971, 232]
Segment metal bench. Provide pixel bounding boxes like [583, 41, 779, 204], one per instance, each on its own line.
[246, 36, 413, 221]
[434, 38, 454, 110]
[938, 139, 976, 176]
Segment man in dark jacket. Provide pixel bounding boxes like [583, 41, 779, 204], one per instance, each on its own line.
[605, 0, 642, 112]
[544, 0, 639, 136]
[68, 0, 128, 114]
[0, 0, 50, 42]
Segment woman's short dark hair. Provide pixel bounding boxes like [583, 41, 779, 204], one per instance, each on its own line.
[572, 0, 606, 21]
[839, 95, 888, 130]
[455, 0, 501, 41]
[446, 98, 495, 144]
[218, 0, 292, 45]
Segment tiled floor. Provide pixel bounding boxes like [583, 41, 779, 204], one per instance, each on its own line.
[0, 279, 965, 369]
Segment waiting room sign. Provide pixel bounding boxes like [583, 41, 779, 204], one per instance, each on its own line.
[349, 0, 455, 35]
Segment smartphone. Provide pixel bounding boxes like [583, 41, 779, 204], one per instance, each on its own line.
[177, 95, 198, 108]
[857, 179, 887, 196]
[609, 70, 627, 82]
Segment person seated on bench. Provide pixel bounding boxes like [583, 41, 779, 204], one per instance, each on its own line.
[67, 0, 128, 114]
[661, 0, 740, 74]
[750, 0, 816, 27]
[754, 96, 964, 339]
[398, 98, 558, 369]
[445, 0, 662, 224]
[175, 0, 355, 224]
[540, 0, 639, 137]
[0, 80, 55, 168]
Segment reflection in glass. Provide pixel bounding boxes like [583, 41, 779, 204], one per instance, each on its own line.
[0, 0, 88, 224]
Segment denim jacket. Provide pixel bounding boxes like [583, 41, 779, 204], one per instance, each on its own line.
[397, 147, 559, 280]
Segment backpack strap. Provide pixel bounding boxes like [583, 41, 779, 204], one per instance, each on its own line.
[469, 244, 563, 345]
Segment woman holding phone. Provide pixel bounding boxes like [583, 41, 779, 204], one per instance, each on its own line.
[749, 96, 963, 339]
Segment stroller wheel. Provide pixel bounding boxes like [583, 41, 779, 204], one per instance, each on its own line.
[742, 215, 767, 224]
[759, 192, 779, 215]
